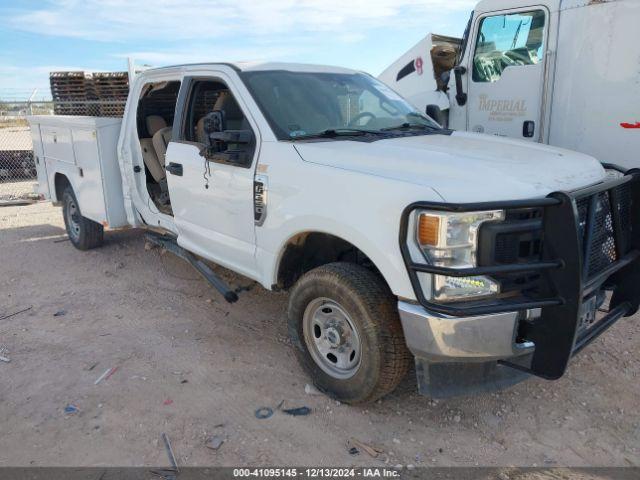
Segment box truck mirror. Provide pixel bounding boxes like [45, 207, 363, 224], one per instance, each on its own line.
[453, 66, 468, 106]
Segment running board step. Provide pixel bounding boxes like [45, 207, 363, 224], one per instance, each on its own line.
[145, 233, 239, 303]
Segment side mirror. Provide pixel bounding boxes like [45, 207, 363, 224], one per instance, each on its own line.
[205, 130, 255, 167]
[208, 129, 254, 144]
[453, 66, 468, 106]
[426, 104, 444, 126]
[203, 110, 226, 146]
[199, 112, 255, 167]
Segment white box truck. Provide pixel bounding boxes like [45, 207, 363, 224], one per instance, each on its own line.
[28, 62, 640, 402]
[379, 0, 640, 169]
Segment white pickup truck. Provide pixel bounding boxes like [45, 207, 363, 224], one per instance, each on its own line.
[28, 62, 640, 402]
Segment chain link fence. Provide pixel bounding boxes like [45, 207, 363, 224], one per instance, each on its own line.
[0, 100, 125, 202]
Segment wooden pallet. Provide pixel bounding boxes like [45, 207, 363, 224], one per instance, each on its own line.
[50, 71, 129, 116]
[50, 71, 95, 101]
[92, 72, 129, 100]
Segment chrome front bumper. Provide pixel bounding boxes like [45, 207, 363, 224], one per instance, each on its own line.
[398, 301, 534, 362]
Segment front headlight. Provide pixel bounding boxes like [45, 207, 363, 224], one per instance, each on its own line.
[416, 210, 504, 302]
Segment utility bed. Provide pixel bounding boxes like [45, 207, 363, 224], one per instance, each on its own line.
[28, 115, 129, 229]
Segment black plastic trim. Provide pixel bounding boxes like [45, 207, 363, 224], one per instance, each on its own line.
[396, 61, 416, 81]
[399, 171, 640, 379]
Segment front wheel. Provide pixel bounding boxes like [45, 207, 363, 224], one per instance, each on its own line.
[62, 186, 104, 250]
[288, 262, 411, 404]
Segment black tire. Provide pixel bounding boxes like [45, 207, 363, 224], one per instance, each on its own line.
[288, 262, 411, 404]
[61, 186, 104, 250]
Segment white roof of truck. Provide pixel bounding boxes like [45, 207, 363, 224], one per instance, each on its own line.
[475, 0, 618, 14]
[475, 0, 560, 13]
[149, 62, 358, 75]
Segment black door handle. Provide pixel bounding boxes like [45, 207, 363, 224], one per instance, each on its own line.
[453, 66, 467, 106]
[166, 162, 183, 176]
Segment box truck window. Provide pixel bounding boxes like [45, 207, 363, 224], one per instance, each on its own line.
[472, 10, 546, 83]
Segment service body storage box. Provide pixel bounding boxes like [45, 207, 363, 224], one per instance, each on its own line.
[28, 116, 129, 229]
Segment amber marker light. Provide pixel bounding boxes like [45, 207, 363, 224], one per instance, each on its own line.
[418, 214, 440, 246]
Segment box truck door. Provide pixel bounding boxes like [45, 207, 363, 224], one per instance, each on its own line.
[465, 8, 548, 141]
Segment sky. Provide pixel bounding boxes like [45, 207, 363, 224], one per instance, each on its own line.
[0, 0, 475, 101]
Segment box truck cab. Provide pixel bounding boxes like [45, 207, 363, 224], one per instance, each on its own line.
[379, 0, 640, 168]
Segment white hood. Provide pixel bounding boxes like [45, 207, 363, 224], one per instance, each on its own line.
[293, 131, 606, 203]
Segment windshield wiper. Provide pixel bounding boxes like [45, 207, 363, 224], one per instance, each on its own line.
[289, 128, 386, 141]
[380, 122, 439, 132]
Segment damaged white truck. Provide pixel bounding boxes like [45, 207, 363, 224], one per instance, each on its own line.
[28, 62, 639, 403]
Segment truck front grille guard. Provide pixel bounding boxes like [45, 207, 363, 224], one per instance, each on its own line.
[399, 169, 640, 379]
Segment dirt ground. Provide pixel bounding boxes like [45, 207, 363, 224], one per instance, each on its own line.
[0, 180, 37, 201]
[1, 201, 638, 469]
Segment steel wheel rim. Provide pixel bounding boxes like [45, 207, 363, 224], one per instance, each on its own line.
[66, 197, 81, 241]
[302, 297, 362, 379]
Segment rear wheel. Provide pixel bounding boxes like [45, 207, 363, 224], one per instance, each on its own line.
[62, 186, 104, 250]
[288, 262, 411, 404]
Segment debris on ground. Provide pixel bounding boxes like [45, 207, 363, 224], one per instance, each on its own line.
[0, 355, 10, 363]
[161, 432, 179, 471]
[163, 399, 174, 406]
[347, 438, 383, 458]
[304, 383, 322, 396]
[149, 469, 177, 480]
[282, 406, 311, 416]
[53, 310, 66, 317]
[0, 306, 32, 321]
[86, 362, 99, 371]
[255, 407, 274, 419]
[205, 435, 225, 451]
[348, 446, 359, 456]
[64, 404, 79, 415]
[94, 366, 118, 385]
[0, 199, 36, 207]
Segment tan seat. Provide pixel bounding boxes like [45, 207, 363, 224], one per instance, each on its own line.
[140, 115, 168, 182]
[213, 91, 247, 130]
[152, 126, 173, 167]
[196, 117, 207, 144]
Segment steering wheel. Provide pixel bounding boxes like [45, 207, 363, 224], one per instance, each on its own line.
[504, 49, 531, 65]
[349, 112, 376, 127]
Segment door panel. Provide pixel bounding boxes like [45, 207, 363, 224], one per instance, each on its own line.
[166, 142, 257, 277]
[165, 76, 259, 279]
[466, 9, 548, 141]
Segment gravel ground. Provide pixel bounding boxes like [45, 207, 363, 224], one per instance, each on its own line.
[0, 201, 639, 470]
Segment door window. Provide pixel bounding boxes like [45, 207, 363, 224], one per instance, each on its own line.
[181, 79, 255, 168]
[472, 10, 546, 83]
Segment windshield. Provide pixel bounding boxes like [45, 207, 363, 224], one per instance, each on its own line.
[241, 70, 441, 140]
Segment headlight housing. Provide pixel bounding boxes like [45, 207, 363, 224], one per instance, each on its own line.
[416, 210, 504, 302]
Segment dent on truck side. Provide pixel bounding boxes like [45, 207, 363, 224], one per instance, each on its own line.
[255, 141, 442, 300]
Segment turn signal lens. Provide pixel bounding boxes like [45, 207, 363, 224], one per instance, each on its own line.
[418, 214, 440, 246]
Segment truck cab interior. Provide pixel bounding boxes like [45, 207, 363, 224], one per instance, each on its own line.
[136, 80, 181, 215]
